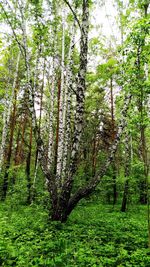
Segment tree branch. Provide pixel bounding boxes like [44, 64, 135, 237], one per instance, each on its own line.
[67, 93, 132, 215]
[0, 2, 25, 57]
[63, 0, 82, 31]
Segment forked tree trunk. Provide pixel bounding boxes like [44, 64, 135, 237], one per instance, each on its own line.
[7, 0, 134, 222]
[47, 1, 131, 222]
[49, 0, 90, 222]
[50, 93, 132, 222]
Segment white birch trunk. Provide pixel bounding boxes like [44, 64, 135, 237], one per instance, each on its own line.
[32, 49, 41, 185]
[48, 53, 56, 169]
[47, 1, 58, 170]
[56, 8, 66, 184]
[52, 1, 90, 221]
[33, 55, 45, 188]
[62, 22, 76, 177]
[20, 0, 38, 139]
[0, 52, 21, 171]
[61, 0, 89, 191]
[19, 0, 47, 174]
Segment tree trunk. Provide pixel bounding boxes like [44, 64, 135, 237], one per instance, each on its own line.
[62, 19, 76, 178]
[56, 8, 66, 187]
[6, 0, 134, 222]
[47, 51, 56, 170]
[121, 179, 129, 212]
[26, 126, 32, 204]
[121, 132, 131, 212]
[0, 52, 20, 171]
[48, 2, 132, 222]
[33, 57, 45, 193]
[1, 82, 18, 199]
[112, 163, 117, 206]
[110, 76, 117, 205]
[54, 79, 61, 175]
[92, 135, 97, 176]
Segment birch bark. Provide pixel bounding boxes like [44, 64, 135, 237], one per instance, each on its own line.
[110, 76, 117, 205]
[51, 0, 89, 222]
[33, 50, 42, 188]
[19, 0, 49, 178]
[0, 52, 21, 172]
[62, 21, 76, 178]
[48, 47, 57, 170]
[56, 8, 66, 186]
[33, 57, 45, 192]
[60, 0, 89, 195]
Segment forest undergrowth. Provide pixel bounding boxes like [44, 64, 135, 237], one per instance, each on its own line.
[0, 199, 150, 267]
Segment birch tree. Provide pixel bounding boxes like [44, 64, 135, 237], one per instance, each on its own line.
[62, 20, 76, 178]
[0, 52, 20, 172]
[56, 8, 66, 185]
[1, 0, 149, 223]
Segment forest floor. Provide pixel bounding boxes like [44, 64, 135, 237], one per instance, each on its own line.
[0, 200, 150, 267]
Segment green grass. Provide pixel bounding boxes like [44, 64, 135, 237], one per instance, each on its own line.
[0, 200, 150, 266]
